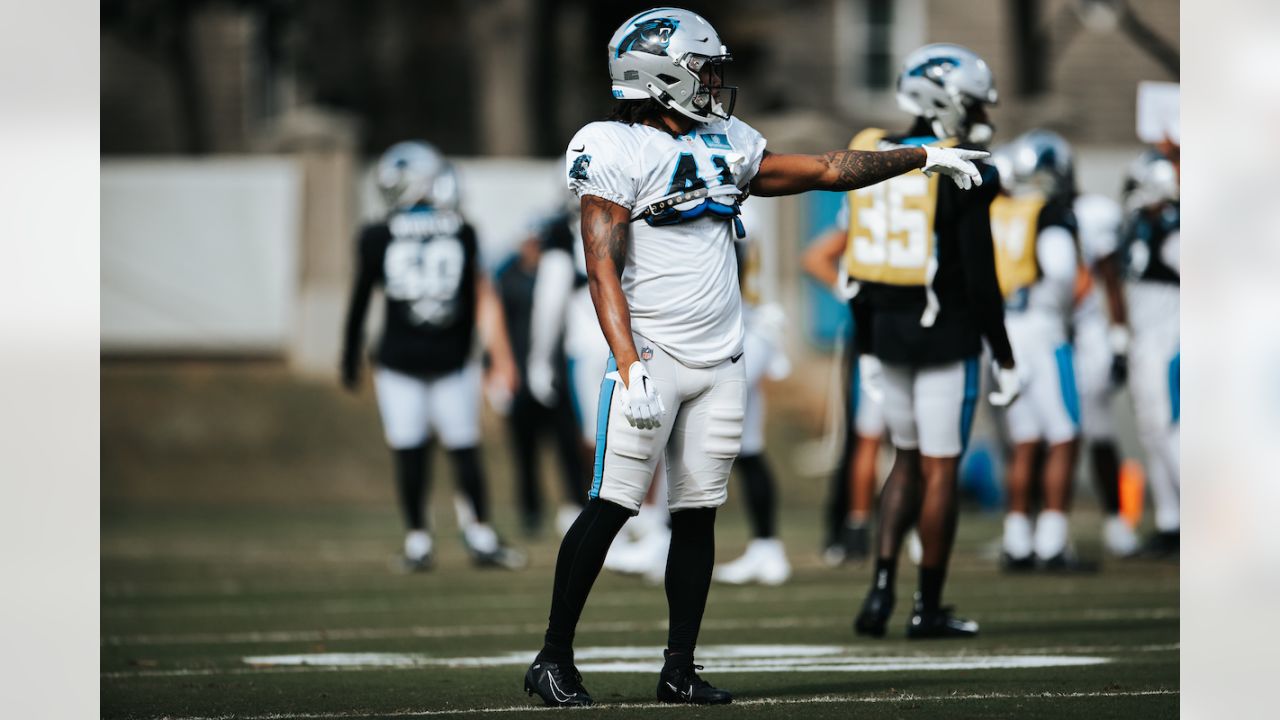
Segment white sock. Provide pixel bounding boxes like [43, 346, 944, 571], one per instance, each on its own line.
[404, 530, 433, 560]
[1033, 510, 1069, 560]
[464, 524, 499, 554]
[1003, 513, 1033, 559]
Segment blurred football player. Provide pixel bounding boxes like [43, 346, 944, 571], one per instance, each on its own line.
[712, 237, 792, 586]
[341, 141, 526, 571]
[524, 9, 988, 707]
[1073, 189, 1140, 558]
[844, 44, 1018, 640]
[802, 227, 887, 565]
[1115, 149, 1180, 557]
[525, 190, 671, 563]
[988, 130, 1087, 570]
[494, 227, 588, 537]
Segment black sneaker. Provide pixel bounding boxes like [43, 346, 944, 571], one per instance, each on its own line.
[399, 551, 434, 573]
[524, 659, 592, 707]
[1039, 551, 1099, 574]
[1000, 551, 1036, 573]
[842, 523, 870, 563]
[470, 542, 529, 570]
[853, 586, 895, 638]
[906, 598, 979, 639]
[656, 654, 732, 705]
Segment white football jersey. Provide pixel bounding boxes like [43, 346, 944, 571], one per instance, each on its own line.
[565, 117, 768, 368]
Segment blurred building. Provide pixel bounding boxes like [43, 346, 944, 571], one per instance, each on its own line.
[102, 0, 1177, 156]
[101, 0, 1177, 372]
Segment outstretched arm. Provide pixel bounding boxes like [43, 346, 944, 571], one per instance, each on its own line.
[580, 195, 640, 385]
[750, 148, 925, 197]
[750, 145, 988, 197]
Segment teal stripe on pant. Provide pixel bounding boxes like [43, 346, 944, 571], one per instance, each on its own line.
[589, 355, 619, 499]
[1054, 343, 1081, 426]
[959, 356, 980, 454]
[1169, 351, 1180, 424]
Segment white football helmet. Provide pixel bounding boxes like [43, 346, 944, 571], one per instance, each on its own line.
[896, 43, 998, 142]
[1122, 149, 1179, 213]
[376, 141, 459, 211]
[608, 8, 736, 123]
[1001, 129, 1076, 200]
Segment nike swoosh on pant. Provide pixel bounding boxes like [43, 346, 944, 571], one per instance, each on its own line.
[730, 353, 744, 363]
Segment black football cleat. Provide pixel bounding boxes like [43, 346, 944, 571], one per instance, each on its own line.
[524, 659, 592, 707]
[399, 551, 434, 573]
[906, 598, 979, 639]
[1039, 551, 1099, 574]
[470, 544, 529, 570]
[656, 654, 732, 705]
[1000, 551, 1036, 573]
[853, 586, 895, 638]
[841, 524, 870, 563]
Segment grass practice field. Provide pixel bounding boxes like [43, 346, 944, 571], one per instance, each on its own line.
[102, 363, 1179, 719]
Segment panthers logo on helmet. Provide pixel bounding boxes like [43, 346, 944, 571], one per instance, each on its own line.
[569, 154, 591, 180]
[907, 56, 962, 87]
[616, 17, 679, 58]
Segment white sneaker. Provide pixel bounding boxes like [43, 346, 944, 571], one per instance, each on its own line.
[640, 527, 673, 584]
[463, 523, 499, 555]
[555, 505, 581, 537]
[906, 529, 923, 566]
[1103, 515, 1139, 557]
[404, 530, 433, 561]
[714, 538, 791, 586]
[605, 533, 656, 574]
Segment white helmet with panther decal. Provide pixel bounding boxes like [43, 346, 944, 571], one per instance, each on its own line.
[376, 141, 459, 211]
[896, 43, 998, 142]
[999, 129, 1076, 201]
[607, 7, 736, 123]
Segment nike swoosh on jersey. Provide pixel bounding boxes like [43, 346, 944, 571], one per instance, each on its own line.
[571, 145, 586, 152]
[730, 353, 744, 363]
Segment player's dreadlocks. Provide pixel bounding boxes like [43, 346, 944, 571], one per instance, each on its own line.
[607, 99, 672, 130]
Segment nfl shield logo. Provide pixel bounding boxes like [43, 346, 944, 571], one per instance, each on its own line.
[641, 346, 654, 361]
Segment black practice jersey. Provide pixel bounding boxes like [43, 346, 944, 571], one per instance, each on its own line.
[342, 205, 479, 377]
[541, 212, 589, 289]
[851, 137, 1014, 368]
[1121, 201, 1179, 285]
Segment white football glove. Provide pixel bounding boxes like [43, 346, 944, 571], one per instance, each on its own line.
[988, 362, 1022, 407]
[605, 361, 666, 430]
[858, 354, 885, 405]
[921, 146, 989, 190]
[526, 356, 558, 408]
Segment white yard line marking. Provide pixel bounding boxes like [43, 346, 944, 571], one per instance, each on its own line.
[102, 608, 1179, 646]
[138, 689, 1180, 720]
[104, 643, 1178, 680]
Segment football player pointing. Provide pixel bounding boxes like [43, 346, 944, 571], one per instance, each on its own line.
[524, 9, 987, 707]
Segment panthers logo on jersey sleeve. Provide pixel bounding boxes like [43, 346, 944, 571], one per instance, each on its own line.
[843, 129, 941, 286]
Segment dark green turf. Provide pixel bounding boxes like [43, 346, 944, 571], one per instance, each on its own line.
[101, 363, 1179, 719]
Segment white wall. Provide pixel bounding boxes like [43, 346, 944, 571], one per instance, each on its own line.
[101, 158, 302, 354]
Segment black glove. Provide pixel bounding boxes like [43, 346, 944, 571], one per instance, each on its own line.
[1108, 352, 1128, 387]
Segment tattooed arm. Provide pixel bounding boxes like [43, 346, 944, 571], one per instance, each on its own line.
[749, 148, 926, 197]
[580, 194, 641, 384]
